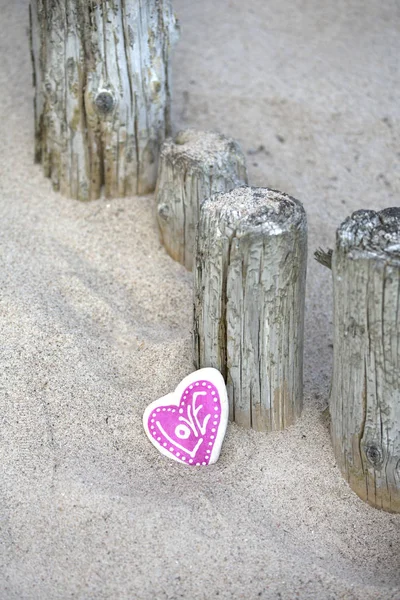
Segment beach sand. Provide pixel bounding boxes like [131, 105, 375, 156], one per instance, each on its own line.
[0, 0, 399, 598]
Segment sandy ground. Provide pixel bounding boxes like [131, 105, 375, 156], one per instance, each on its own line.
[1, 0, 400, 598]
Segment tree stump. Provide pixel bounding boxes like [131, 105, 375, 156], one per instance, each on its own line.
[155, 130, 248, 271]
[29, 0, 179, 201]
[193, 186, 307, 431]
[330, 208, 400, 512]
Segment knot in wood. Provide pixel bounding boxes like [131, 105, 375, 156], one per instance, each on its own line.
[94, 90, 115, 115]
[157, 203, 170, 221]
[365, 443, 383, 468]
[152, 79, 161, 95]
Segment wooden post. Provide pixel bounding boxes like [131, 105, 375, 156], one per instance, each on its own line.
[194, 186, 307, 431]
[155, 130, 248, 271]
[29, 0, 179, 201]
[330, 208, 400, 512]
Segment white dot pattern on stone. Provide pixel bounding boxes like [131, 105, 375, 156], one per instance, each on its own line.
[146, 374, 226, 467]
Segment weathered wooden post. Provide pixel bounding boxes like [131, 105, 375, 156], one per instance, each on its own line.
[155, 130, 248, 271]
[328, 208, 400, 512]
[29, 0, 179, 200]
[194, 186, 307, 431]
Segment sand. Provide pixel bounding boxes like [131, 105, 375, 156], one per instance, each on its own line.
[1, 0, 399, 598]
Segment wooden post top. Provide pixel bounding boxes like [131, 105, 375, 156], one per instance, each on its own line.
[336, 207, 400, 263]
[202, 186, 307, 237]
[159, 129, 247, 175]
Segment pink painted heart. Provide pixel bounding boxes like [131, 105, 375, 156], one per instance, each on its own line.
[143, 368, 228, 465]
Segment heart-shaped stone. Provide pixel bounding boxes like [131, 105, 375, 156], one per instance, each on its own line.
[143, 368, 228, 465]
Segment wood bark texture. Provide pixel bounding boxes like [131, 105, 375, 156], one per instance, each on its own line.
[194, 186, 307, 431]
[30, 0, 179, 200]
[330, 208, 400, 512]
[155, 130, 248, 271]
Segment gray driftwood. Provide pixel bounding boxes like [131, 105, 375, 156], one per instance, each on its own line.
[330, 208, 400, 512]
[194, 186, 307, 431]
[155, 130, 248, 271]
[30, 0, 179, 200]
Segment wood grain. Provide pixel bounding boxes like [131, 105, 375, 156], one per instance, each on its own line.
[30, 0, 179, 200]
[155, 130, 247, 270]
[194, 186, 307, 431]
[330, 208, 400, 512]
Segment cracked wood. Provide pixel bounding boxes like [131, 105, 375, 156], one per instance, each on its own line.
[330, 208, 400, 512]
[193, 186, 307, 431]
[155, 130, 248, 271]
[30, 0, 179, 200]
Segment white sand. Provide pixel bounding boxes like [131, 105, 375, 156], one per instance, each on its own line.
[1, 0, 399, 598]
